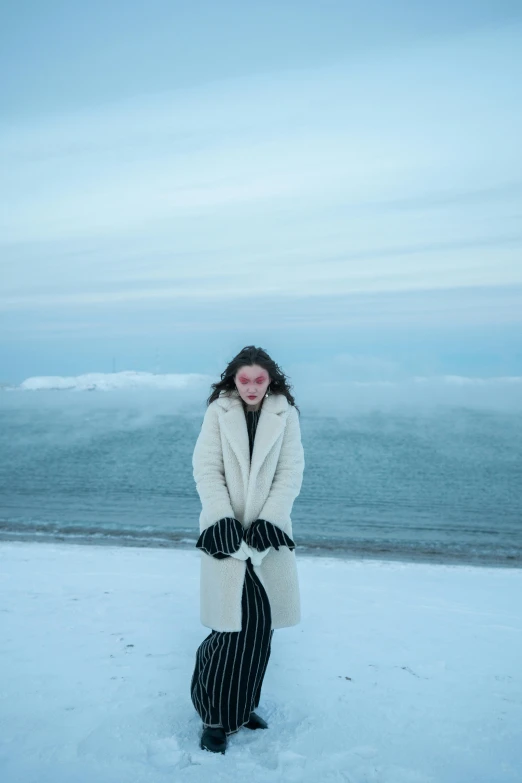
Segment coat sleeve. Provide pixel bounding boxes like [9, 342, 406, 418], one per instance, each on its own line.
[192, 403, 236, 531]
[256, 405, 305, 535]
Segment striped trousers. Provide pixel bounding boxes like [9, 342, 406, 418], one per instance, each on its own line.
[190, 558, 274, 735]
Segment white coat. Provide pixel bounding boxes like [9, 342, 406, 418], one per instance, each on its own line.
[192, 388, 305, 631]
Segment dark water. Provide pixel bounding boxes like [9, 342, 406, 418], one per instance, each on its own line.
[1, 392, 521, 567]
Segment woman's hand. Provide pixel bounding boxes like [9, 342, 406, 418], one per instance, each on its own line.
[247, 547, 271, 566]
[245, 519, 296, 552]
[229, 540, 254, 561]
[195, 516, 244, 559]
[196, 517, 295, 562]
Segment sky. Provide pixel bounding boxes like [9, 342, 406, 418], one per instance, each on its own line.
[1, 0, 521, 394]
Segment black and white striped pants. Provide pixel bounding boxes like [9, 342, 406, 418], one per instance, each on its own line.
[190, 557, 274, 735]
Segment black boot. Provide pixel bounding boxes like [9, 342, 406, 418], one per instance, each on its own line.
[200, 725, 227, 753]
[245, 711, 268, 730]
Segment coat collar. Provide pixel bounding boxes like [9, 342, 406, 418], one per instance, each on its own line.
[214, 388, 289, 497]
[215, 387, 288, 414]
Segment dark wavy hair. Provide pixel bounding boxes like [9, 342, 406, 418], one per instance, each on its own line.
[206, 345, 300, 415]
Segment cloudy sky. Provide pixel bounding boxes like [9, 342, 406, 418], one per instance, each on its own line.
[1, 0, 521, 392]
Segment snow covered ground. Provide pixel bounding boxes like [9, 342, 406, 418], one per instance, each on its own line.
[15, 370, 210, 393]
[0, 541, 520, 783]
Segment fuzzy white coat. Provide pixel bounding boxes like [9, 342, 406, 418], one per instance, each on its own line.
[192, 388, 305, 631]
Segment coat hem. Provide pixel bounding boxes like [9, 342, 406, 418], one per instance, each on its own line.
[200, 619, 300, 632]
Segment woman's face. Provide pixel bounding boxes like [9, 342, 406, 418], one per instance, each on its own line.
[234, 364, 271, 405]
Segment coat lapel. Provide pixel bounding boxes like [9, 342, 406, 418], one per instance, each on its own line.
[216, 389, 288, 497]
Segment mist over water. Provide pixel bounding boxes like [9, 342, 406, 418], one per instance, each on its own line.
[1, 378, 521, 566]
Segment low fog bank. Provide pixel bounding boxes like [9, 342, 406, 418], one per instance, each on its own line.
[2, 370, 521, 417]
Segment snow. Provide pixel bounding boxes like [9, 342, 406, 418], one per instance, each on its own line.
[16, 371, 210, 392]
[0, 541, 520, 783]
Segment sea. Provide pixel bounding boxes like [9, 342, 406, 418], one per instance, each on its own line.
[1, 390, 521, 568]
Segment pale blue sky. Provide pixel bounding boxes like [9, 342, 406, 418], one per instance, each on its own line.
[1, 1, 521, 390]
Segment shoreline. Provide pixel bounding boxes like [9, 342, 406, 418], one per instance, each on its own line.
[1, 529, 519, 570]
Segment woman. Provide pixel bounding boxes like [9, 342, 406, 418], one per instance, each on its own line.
[190, 345, 305, 754]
